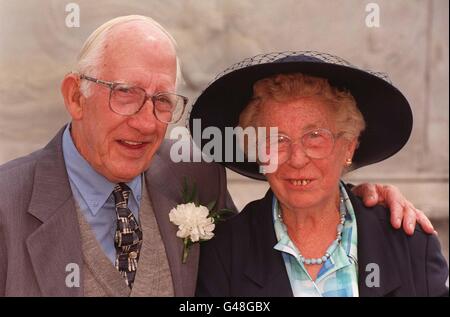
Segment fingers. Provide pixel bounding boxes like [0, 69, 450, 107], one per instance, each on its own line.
[352, 182, 437, 236]
[413, 207, 436, 235]
[379, 184, 416, 234]
[388, 200, 403, 229]
[401, 205, 417, 236]
[351, 183, 380, 207]
[383, 184, 436, 235]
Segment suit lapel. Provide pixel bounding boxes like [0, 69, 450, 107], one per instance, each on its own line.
[144, 153, 198, 296]
[347, 189, 402, 296]
[243, 190, 293, 296]
[26, 127, 83, 296]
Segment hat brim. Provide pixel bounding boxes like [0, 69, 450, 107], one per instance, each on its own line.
[189, 60, 412, 181]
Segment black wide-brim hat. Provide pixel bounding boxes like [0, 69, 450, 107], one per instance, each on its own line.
[189, 51, 413, 181]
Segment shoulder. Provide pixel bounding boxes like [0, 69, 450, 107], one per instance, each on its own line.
[352, 194, 429, 237]
[0, 149, 43, 199]
[348, 188, 429, 237]
[349, 190, 442, 257]
[0, 127, 64, 196]
[0, 148, 46, 230]
[0, 148, 41, 175]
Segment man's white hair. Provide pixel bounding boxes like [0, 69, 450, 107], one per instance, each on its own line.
[76, 15, 182, 96]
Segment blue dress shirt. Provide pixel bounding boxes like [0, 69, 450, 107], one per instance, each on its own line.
[62, 124, 142, 264]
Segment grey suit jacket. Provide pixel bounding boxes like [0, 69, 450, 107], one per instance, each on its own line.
[0, 126, 235, 296]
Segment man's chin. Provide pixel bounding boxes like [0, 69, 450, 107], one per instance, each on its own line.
[103, 166, 147, 183]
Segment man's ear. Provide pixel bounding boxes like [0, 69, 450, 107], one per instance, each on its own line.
[61, 73, 84, 120]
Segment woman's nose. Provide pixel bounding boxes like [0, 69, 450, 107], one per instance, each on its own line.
[287, 142, 310, 168]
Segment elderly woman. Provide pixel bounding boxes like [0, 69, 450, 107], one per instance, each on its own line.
[191, 52, 448, 297]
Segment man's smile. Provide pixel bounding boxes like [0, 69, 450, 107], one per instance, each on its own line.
[117, 139, 151, 152]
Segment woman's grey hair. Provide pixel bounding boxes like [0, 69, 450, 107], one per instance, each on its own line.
[239, 73, 366, 140]
[76, 15, 182, 96]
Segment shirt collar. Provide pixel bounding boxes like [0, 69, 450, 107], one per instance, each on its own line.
[338, 181, 358, 263]
[62, 123, 142, 216]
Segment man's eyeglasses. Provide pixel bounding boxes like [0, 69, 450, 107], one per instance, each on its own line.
[80, 74, 188, 124]
[265, 128, 346, 164]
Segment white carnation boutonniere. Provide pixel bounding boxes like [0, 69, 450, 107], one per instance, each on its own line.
[169, 177, 234, 263]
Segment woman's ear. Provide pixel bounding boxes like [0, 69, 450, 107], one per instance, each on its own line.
[344, 138, 358, 165]
[61, 73, 84, 120]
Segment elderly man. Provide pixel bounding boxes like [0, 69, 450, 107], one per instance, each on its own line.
[0, 15, 435, 297]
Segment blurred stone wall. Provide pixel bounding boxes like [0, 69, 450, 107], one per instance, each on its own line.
[0, 0, 448, 260]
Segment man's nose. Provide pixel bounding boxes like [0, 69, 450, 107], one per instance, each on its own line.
[287, 142, 310, 168]
[127, 98, 160, 133]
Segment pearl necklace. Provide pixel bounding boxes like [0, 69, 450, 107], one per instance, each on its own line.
[277, 198, 346, 265]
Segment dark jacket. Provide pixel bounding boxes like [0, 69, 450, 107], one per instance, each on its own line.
[196, 187, 449, 297]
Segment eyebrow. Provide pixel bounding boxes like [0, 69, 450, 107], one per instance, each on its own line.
[114, 79, 175, 92]
[301, 124, 321, 131]
[113, 79, 133, 86]
[272, 123, 330, 137]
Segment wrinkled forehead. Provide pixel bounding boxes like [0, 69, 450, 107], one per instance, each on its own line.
[259, 97, 337, 132]
[98, 21, 177, 87]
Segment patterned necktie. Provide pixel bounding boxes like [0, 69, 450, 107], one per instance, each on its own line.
[113, 183, 143, 288]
